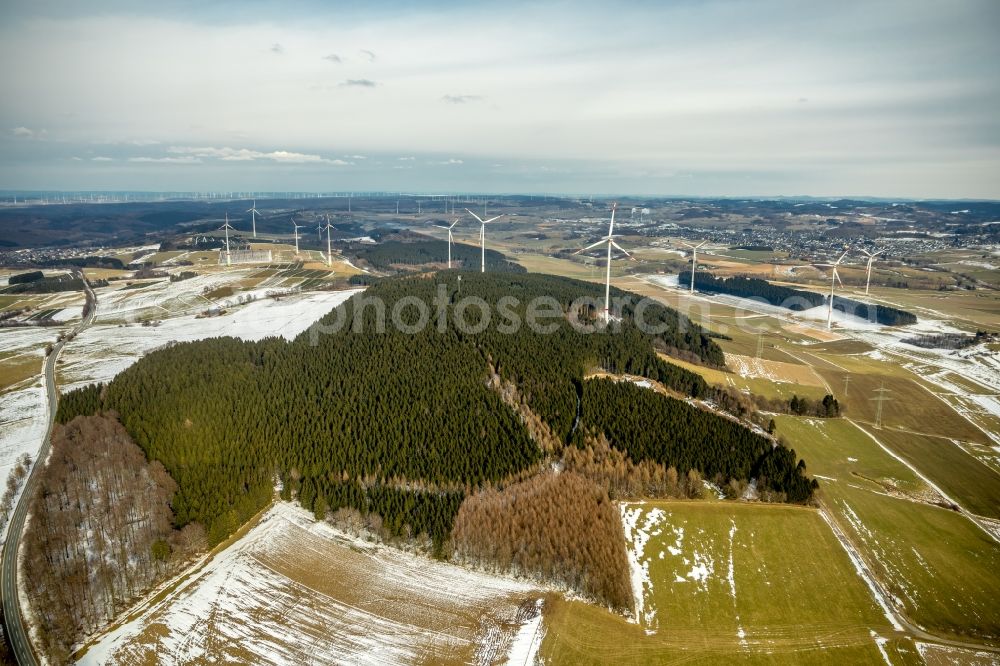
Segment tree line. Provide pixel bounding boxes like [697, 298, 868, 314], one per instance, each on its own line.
[352, 239, 526, 273]
[576, 378, 817, 502]
[691, 271, 917, 326]
[5, 274, 108, 294]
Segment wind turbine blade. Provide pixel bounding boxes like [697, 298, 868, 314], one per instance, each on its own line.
[610, 240, 632, 257]
[448, 219, 460, 229]
[612, 241, 632, 256]
[834, 268, 844, 287]
[483, 215, 501, 224]
[465, 208, 485, 224]
[575, 239, 608, 254]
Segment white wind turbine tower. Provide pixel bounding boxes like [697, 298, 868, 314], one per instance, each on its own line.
[816, 248, 850, 330]
[680, 240, 707, 293]
[574, 203, 632, 323]
[291, 219, 304, 256]
[323, 214, 335, 267]
[465, 209, 502, 273]
[220, 213, 236, 266]
[860, 248, 883, 295]
[246, 199, 261, 238]
[434, 218, 461, 269]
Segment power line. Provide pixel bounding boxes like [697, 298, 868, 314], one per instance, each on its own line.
[871, 381, 891, 428]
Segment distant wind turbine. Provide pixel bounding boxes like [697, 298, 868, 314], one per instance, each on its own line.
[323, 214, 335, 267]
[246, 199, 261, 238]
[434, 218, 461, 269]
[680, 240, 707, 293]
[816, 248, 850, 329]
[574, 202, 633, 323]
[220, 213, 236, 266]
[465, 209, 502, 273]
[291, 219, 304, 256]
[860, 248, 883, 295]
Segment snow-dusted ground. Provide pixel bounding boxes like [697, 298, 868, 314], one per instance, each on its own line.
[81, 502, 540, 666]
[795, 304, 883, 331]
[646, 274, 679, 289]
[0, 328, 58, 546]
[0, 385, 46, 545]
[621, 504, 665, 633]
[59, 289, 361, 391]
[503, 598, 545, 666]
[93, 270, 259, 322]
[847, 319, 1000, 453]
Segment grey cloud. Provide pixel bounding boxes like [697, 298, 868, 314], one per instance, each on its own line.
[442, 94, 483, 104]
[341, 79, 377, 88]
[270, 43, 284, 54]
[168, 146, 350, 165]
[359, 49, 376, 62]
[129, 156, 201, 164]
[91, 156, 113, 161]
[323, 53, 342, 63]
[12, 126, 44, 138]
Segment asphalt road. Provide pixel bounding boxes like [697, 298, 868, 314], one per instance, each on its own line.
[2, 275, 95, 665]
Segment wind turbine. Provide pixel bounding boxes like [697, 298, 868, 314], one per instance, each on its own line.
[323, 214, 335, 267]
[291, 219, 304, 256]
[680, 240, 707, 293]
[246, 199, 261, 238]
[816, 248, 850, 330]
[860, 248, 883, 295]
[574, 202, 633, 323]
[465, 209, 502, 273]
[434, 218, 461, 269]
[316, 218, 323, 241]
[220, 213, 236, 266]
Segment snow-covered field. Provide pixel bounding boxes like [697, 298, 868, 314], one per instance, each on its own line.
[795, 304, 883, 331]
[0, 384, 46, 544]
[0, 328, 58, 545]
[81, 502, 542, 666]
[59, 289, 361, 391]
[93, 270, 258, 322]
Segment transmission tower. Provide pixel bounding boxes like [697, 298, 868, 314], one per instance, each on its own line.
[871, 381, 891, 428]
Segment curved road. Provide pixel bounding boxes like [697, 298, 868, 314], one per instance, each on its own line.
[2, 274, 96, 665]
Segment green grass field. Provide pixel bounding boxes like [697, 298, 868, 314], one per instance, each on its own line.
[0, 352, 43, 392]
[872, 427, 1000, 519]
[811, 366, 986, 444]
[540, 501, 916, 665]
[775, 416, 1000, 644]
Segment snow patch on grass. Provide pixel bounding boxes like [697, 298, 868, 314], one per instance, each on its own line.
[502, 598, 544, 666]
[620, 504, 665, 634]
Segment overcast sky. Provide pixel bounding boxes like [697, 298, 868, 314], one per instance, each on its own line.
[1, 0, 998, 198]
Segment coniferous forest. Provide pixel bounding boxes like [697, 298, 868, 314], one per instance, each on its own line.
[352, 238, 526, 273]
[690, 271, 917, 326]
[55, 271, 816, 607]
